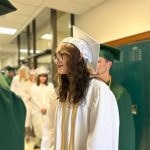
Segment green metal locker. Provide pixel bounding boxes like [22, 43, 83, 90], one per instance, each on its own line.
[111, 40, 150, 150]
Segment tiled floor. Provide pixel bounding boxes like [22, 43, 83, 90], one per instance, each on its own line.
[25, 137, 40, 150]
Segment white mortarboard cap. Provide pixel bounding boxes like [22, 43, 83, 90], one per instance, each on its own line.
[36, 66, 49, 75]
[62, 26, 99, 71]
[29, 69, 35, 75]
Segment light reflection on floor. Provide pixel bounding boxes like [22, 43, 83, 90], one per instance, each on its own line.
[25, 137, 40, 150]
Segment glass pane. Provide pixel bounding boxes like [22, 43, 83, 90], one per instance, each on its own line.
[29, 58, 34, 69]
[29, 23, 33, 54]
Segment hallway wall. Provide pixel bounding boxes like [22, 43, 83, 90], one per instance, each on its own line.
[75, 0, 150, 43]
[2, 54, 18, 67]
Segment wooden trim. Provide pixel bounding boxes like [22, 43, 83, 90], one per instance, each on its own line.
[51, 9, 57, 84]
[51, 9, 57, 50]
[70, 14, 74, 37]
[17, 35, 21, 66]
[27, 25, 31, 67]
[32, 19, 37, 68]
[105, 31, 150, 47]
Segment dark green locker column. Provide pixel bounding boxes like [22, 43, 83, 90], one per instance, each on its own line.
[123, 43, 145, 150]
[111, 40, 150, 150]
[142, 41, 150, 150]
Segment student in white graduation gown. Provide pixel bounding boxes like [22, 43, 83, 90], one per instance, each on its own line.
[11, 65, 29, 97]
[41, 27, 119, 150]
[31, 66, 56, 149]
[22, 69, 36, 142]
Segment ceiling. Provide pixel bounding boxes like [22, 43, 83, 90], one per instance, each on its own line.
[0, 0, 106, 61]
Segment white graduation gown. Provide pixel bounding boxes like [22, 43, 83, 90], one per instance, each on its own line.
[11, 76, 33, 127]
[10, 75, 26, 97]
[31, 82, 56, 138]
[41, 79, 119, 150]
[22, 80, 34, 127]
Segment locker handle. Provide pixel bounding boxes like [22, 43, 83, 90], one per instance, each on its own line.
[132, 104, 137, 115]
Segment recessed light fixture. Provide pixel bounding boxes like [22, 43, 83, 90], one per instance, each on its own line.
[0, 27, 17, 35]
[20, 56, 25, 60]
[41, 34, 52, 40]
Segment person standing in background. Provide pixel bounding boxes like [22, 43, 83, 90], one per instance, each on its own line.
[22, 69, 36, 142]
[97, 44, 135, 150]
[0, 72, 26, 150]
[0, 2, 26, 150]
[31, 66, 56, 149]
[41, 26, 119, 150]
[3, 66, 15, 86]
[0, 71, 9, 90]
[10, 65, 29, 97]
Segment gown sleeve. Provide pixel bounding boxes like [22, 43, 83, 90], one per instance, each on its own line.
[10, 76, 17, 93]
[87, 84, 119, 150]
[41, 92, 58, 150]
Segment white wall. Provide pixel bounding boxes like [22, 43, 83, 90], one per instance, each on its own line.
[2, 54, 18, 68]
[75, 0, 150, 43]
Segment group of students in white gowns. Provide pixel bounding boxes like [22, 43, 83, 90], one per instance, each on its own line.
[10, 65, 56, 148]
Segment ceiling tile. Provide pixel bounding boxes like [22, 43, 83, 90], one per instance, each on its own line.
[11, 1, 37, 16]
[12, 0, 45, 6]
[72, 0, 106, 7]
[0, 35, 12, 45]
[0, 21, 22, 28]
[45, 0, 90, 14]
[0, 13, 28, 24]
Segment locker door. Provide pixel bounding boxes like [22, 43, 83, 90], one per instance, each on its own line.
[111, 40, 150, 150]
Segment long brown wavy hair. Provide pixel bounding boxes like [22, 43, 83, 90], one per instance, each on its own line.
[56, 43, 91, 104]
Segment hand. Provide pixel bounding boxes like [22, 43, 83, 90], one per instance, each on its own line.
[41, 108, 47, 115]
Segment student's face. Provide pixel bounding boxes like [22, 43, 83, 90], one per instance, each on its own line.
[54, 49, 69, 75]
[19, 70, 26, 78]
[39, 74, 47, 84]
[97, 57, 111, 75]
[29, 74, 35, 82]
[7, 71, 14, 77]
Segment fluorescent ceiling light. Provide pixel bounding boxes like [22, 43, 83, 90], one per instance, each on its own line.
[0, 27, 17, 35]
[20, 49, 40, 53]
[20, 56, 25, 60]
[41, 34, 52, 40]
